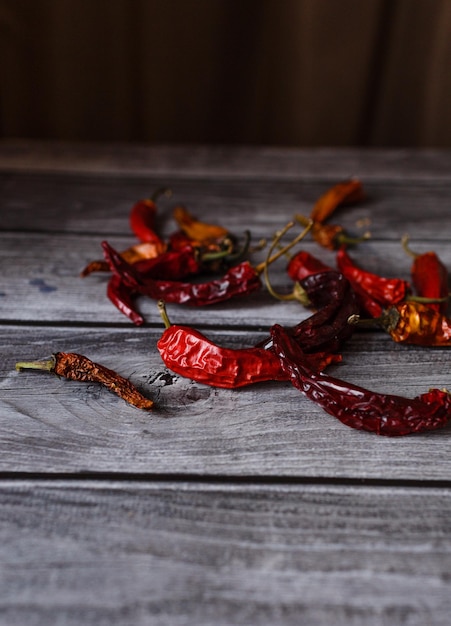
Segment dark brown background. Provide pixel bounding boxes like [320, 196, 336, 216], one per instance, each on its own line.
[1, 0, 451, 147]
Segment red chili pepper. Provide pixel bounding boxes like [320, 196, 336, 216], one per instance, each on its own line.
[271, 323, 451, 436]
[129, 188, 170, 251]
[157, 301, 341, 388]
[107, 274, 144, 326]
[101, 240, 261, 319]
[402, 236, 449, 314]
[336, 247, 410, 310]
[286, 251, 332, 282]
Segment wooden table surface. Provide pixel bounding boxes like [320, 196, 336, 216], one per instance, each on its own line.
[1, 140, 451, 625]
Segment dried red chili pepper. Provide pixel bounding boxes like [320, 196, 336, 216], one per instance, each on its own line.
[107, 274, 144, 326]
[336, 246, 410, 311]
[402, 236, 449, 314]
[286, 250, 332, 282]
[352, 301, 451, 346]
[129, 188, 171, 250]
[101, 221, 313, 323]
[81, 242, 163, 277]
[157, 301, 340, 388]
[271, 323, 451, 436]
[16, 352, 153, 410]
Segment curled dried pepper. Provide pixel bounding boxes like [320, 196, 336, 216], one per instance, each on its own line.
[271, 323, 451, 436]
[336, 246, 410, 314]
[310, 179, 365, 224]
[352, 301, 451, 346]
[81, 242, 164, 277]
[16, 352, 153, 410]
[157, 301, 340, 388]
[286, 250, 332, 282]
[129, 188, 171, 250]
[295, 179, 368, 250]
[173, 205, 230, 247]
[101, 221, 313, 323]
[402, 236, 449, 314]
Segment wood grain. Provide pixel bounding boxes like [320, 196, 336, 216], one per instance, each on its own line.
[0, 480, 450, 626]
[1, 143, 451, 625]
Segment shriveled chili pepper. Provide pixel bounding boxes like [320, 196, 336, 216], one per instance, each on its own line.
[157, 301, 341, 388]
[173, 205, 229, 246]
[402, 236, 449, 314]
[101, 222, 313, 323]
[286, 250, 332, 282]
[351, 301, 451, 347]
[107, 274, 144, 326]
[129, 188, 171, 250]
[271, 323, 451, 436]
[16, 352, 153, 410]
[310, 179, 365, 224]
[81, 242, 164, 277]
[336, 246, 410, 312]
[295, 179, 368, 250]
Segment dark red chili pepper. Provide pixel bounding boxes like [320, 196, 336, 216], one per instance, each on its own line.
[402, 236, 449, 314]
[336, 246, 410, 309]
[271, 323, 451, 436]
[101, 240, 261, 316]
[129, 188, 170, 251]
[132, 246, 202, 281]
[106, 274, 144, 326]
[157, 301, 341, 388]
[16, 352, 153, 410]
[81, 242, 164, 277]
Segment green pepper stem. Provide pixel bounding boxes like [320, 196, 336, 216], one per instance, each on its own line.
[15, 356, 56, 372]
[254, 219, 313, 274]
[157, 299, 172, 329]
[401, 234, 418, 259]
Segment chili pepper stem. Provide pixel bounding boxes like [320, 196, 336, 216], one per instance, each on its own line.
[151, 187, 173, 202]
[157, 299, 172, 329]
[16, 357, 56, 372]
[254, 219, 313, 274]
[406, 294, 449, 304]
[401, 234, 418, 258]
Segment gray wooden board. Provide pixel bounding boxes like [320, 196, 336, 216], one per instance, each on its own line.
[1, 170, 451, 241]
[0, 480, 450, 626]
[1, 143, 451, 625]
[1, 325, 451, 479]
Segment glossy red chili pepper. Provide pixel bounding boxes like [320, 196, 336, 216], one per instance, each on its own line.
[157, 302, 341, 388]
[271, 323, 451, 436]
[336, 247, 410, 309]
[402, 237, 449, 314]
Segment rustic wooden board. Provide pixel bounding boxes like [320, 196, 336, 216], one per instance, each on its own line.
[1, 480, 450, 626]
[2, 325, 451, 479]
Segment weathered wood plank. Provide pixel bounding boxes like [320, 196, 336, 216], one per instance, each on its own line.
[1, 232, 450, 326]
[1, 170, 450, 241]
[2, 325, 451, 479]
[1, 139, 451, 182]
[1, 480, 450, 626]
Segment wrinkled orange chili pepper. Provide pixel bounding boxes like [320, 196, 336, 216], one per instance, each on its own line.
[173, 205, 230, 246]
[16, 352, 153, 409]
[310, 179, 365, 224]
[296, 179, 368, 249]
[350, 301, 451, 346]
